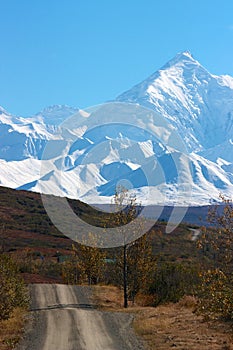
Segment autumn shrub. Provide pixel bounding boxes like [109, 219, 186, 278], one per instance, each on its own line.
[61, 257, 86, 284]
[72, 238, 106, 285]
[197, 269, 233, 320]
[147, 262, 200, 306]
[197, 196, 233, 320]
[0, 254, 28, 320]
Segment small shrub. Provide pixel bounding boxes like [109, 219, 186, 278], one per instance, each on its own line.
[197, 269, 233, 320]
[178, 295, 197, 308]
[0, 254, 28, 320]
[196, 197, 233, 320]
[147, 262, 200, 306]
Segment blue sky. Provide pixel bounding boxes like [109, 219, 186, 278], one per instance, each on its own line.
[1, 0, 233, 116]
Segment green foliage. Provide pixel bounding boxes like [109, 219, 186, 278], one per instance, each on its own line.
[147, 262, 200, 305]
[0, 254, 28, 320]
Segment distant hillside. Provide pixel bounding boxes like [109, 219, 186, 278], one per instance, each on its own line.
[0, 185, 210, 255]
[0, 185, 211, 251]
[0, 186, 216, 283]
[0, 185, 121, 253]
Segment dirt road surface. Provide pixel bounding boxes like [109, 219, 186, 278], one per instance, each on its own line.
[189, 228, 201, 241]
[17, 284, 145, 350]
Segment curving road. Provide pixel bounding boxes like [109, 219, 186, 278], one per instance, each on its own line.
[17, 284, 145, 350]
[189, 228, 201, 241]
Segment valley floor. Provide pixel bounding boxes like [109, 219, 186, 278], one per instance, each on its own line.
[134, 301, 233, 350]
[93, 286, 233, 350]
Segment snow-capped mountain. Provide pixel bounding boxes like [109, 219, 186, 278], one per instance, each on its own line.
[117, 51, 233, 156]
[35, 105, 79, 125]
[0, 52, 232, 205]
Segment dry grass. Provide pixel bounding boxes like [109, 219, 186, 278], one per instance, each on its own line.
[93, 286, 233, 350]
[91, 285, 124, 310]
[134, 298, 233, 350]
[92, 285, 155, 310]
[0, 308, 27, 350]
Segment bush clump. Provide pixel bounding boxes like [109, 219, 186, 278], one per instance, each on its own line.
[0, 254, 28, 320]
[147, 262, 200, 306]
[197, 269, 233, 320]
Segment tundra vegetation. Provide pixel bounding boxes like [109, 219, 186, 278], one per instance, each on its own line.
[0, 254, 28, 321]
[197, 196, 233, 320]
[0, 187, 233, 349]
[62, 190, 233, 320]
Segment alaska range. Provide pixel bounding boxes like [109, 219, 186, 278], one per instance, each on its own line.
[0, 51, 232, 206]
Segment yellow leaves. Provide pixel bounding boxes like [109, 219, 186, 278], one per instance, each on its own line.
[71, 233, 106, 285]
[197, 267, 233, 320]
[0, 254, 28, 320]
[197, 196, 233, 278]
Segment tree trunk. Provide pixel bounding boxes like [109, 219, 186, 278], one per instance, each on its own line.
[123, 244, 128, 308]
[88, 274, 91, 285]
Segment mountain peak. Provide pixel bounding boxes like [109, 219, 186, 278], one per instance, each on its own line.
[36, 104, 79, 115]
[116, 51, 205, 106]
[163, 50, 200, 69]
[175, 50, 194, 60]
[35, 104, 79, 125]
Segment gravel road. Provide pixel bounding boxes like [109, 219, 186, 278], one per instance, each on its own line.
[17, 284, 145, 350]
[189, 228, 201, 241]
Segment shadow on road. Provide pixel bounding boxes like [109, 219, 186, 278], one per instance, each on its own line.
[30, 303, 96, 312]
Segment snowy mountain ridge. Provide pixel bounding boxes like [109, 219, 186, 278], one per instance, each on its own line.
[0, 51, 232, 205]
[117, 51, 233, 154]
